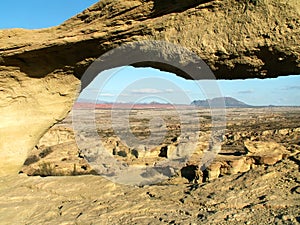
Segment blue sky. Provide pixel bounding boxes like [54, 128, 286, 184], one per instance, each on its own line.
[0, 1, 299, 106]
[0, 0, 99, 29]
[81, 66, 300, 106]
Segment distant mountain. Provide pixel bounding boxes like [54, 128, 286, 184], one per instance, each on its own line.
[191, 97, 253, 108]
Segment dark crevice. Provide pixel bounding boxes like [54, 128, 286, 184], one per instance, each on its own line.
[202, 169, 209, 182]
[289, 155, 300, 172]
[106, 5, 141, 20]
[152, 0, 214, 17]
[180, 165, 198, 183]
[218, 152, 244, 156]
[158, 146, 168, 158]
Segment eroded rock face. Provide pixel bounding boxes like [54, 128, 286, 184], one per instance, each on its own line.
[1, 0, 300, 175]
[0, 67, 79, 176]
[244, 140, 288, 165]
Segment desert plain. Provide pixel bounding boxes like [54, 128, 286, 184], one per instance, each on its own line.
[0, 106, 299, 224]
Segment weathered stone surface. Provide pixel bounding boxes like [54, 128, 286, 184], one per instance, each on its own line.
[1, 148, 299, 224]
[20, 141, 95, 176]
[0, 67, 79, 176]
[244, 140, 288, 165]
[206, 162, 221, 181]
[0, 0, 300, 175]
[21, 107, 300, 186]
[20, 125, 95, 176]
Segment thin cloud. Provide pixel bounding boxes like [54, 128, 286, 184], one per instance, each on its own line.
[281, 85, 300, 90]
[165, 88, 175, 93]
[99, 93, 115, 97]
[84, 89, 116, 97]
[237, 90, 254, 94]
[130, 88, 173, 95]
[119, 93, 130, 97]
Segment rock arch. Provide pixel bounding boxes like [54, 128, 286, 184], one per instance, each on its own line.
[0, 0, 299, 175]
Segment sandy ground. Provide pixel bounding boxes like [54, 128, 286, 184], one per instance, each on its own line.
[0, 152, 299, 224]
[1, 107, 300, 224]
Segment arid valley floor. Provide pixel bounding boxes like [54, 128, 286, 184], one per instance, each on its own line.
[1, 106, 300, 224]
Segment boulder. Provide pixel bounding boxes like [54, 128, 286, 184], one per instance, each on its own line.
[244, 141, 288, 166]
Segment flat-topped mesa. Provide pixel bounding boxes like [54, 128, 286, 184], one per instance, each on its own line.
[0, 0, 299, 175]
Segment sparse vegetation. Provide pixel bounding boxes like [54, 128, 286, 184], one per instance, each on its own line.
[23, 155, 39, 166]
[71, 164, 77, 176]
[36, 162, 57, 177]
[39, 147, 53, 158]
